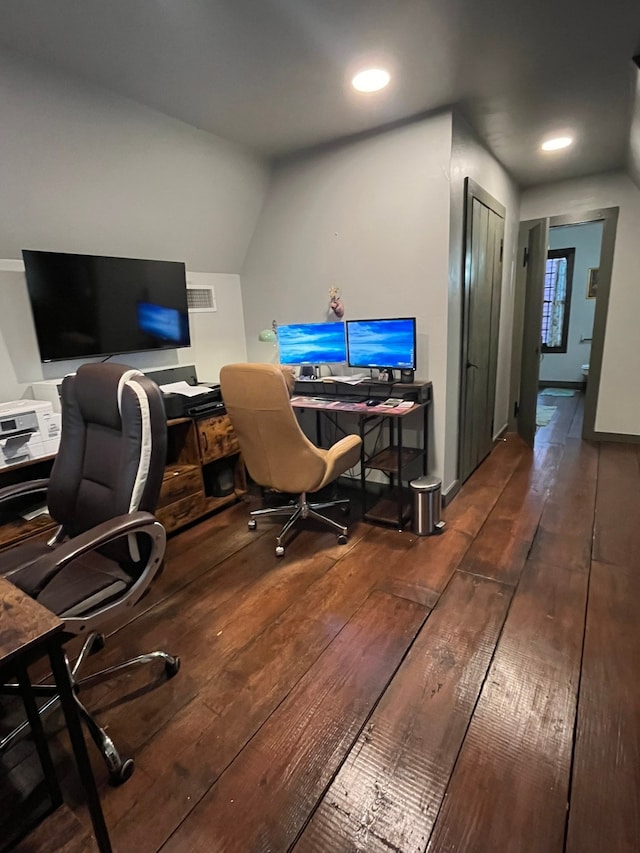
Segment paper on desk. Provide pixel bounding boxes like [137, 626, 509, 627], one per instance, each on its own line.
[160, 381, 212, 397]
[329, 374, 368, 385]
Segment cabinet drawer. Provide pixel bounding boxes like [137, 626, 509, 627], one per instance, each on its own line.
[156, 492, 206, 533]
[197, 414, 240, 464]
[158, 464, 203, 508]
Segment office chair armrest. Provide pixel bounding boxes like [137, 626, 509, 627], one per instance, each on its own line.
[326, 434, 362, 457]
[7, 510, 160, 598]
[318, 434, 362, 489]
[324, 434, 362, 468]
[0, 478, 50, 506]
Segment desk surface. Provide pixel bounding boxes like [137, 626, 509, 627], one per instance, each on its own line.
[0, 577, 62, 670]
[291, 396, 422, 417]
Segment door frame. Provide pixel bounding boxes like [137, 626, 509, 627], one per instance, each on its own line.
[510, 206, 618, 442]
[458, 178, 505, 481]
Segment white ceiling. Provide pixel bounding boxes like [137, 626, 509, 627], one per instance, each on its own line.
[2, 0, 640, 187]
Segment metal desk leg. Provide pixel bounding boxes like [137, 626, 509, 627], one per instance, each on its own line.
[17, 667, 63, 811]
[397, 418, 403, 530]
[48, 643, 112, 853]
[359, 416, 367, 517]
[423, 403, 428, 475]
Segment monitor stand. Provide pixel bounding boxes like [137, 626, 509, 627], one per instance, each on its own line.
[379, 369, 395, 383]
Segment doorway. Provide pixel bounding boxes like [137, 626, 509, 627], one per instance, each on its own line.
[459, 179, 505, 483]
[540, 221, 603, 391]
[511, 207, 618, 446]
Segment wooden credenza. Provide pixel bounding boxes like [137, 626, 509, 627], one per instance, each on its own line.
[156, 412, 246, 533]
[0, 411, 246, 549]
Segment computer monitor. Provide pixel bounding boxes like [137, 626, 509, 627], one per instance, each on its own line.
[277, 322, 347, 365]
[346, 317, 417, 377]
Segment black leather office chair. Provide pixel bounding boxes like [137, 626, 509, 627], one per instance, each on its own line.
[0, 363, 178, 785]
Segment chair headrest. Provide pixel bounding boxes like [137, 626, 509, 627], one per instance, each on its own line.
[72, 363, 145, 427]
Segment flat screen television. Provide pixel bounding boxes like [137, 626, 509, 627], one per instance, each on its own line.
[22, 249, 191, 362]
[346, 317, 417, 372]
[277, 322, 347, 365]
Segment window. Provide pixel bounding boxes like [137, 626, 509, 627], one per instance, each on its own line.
[541, 247, 574, 353]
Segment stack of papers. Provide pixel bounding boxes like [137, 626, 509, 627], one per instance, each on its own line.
[328, 374, 368, 385]
[160, 381, 214, 397]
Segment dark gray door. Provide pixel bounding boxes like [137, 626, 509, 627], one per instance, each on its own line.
[459, 180, 505, 483]
[517, 219, 549, 447]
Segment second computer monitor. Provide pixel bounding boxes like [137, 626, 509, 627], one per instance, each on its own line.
[277, 321, 347, 365]
[346, 317, 417, 371]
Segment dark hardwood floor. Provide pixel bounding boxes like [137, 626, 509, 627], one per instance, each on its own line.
[5, 391, 640, 852]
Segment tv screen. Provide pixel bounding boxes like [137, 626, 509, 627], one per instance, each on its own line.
[22, 250, 191, 362]
[346, 317, 417, 370]
[277, 322, 347, 365]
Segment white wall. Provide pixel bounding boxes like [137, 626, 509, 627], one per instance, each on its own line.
[0, 48, 270, 399]
[448, 114, 520, 486]
[542, 222, 603, 383]
[521, 172, 640, 436]
[241, 114, 453, 483]
[629, 68, 640, 191]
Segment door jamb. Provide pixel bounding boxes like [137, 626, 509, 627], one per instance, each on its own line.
[545, 207, 618, 441]
[511, 206, 620, 441]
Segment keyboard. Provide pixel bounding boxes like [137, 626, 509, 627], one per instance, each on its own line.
[320, 394, 366, 403]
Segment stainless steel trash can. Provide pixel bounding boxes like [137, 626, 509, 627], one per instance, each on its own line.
[410, 475, 445, 535]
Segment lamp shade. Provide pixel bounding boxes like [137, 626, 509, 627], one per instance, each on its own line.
[258, 328, 277, 343]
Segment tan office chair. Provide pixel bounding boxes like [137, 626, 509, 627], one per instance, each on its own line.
[220, 363, 362, 556]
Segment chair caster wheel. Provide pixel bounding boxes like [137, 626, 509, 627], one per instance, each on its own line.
[275, 545, 285, 557]
[91, 633, 106, 654]
[165, 656, 180, 678]
[337, 534, 348, 545]
[248, 519, 257, 530]
[109, 757, 135, 786]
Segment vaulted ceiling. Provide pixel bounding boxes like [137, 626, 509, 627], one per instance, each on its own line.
[2, 0, 640, 187]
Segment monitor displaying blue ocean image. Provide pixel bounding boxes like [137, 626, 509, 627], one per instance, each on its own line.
[346, 318, 416, 370]
[278, 322, 347, 365]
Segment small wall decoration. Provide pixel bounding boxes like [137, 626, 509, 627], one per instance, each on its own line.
[587, 267, 598, 299]
[329, 286, 344, 318]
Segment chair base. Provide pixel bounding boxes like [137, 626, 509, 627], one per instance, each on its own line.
[0, 631, 179, 786]
[249, 492, 350, 556]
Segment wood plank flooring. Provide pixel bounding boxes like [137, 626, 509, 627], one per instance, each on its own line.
[3, 390, 639, 852]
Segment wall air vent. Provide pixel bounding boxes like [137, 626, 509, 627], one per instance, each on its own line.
[186, 284, 216, 313]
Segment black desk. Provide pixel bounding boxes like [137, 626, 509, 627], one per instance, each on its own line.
[291, 382, 431, 529]
[0, 577, 111, 852]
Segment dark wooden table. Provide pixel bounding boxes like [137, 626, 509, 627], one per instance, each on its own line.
[0, 577, 111, 852]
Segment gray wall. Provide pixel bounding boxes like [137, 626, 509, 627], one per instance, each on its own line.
[542, 221, 603, 383]
[0, 47, 270, 399]
[241, 113, 453, 483]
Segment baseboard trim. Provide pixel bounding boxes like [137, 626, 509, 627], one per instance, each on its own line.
[442, 479, 460, 506]
[494, 422, 509, 440]
[589, 430, 640, 444]
[538, 380, 584, 389]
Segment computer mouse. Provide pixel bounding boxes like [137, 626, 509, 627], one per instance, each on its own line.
[366, 399, 378, 406]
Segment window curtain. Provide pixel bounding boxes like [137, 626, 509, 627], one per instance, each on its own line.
[547, 257, 567, 347]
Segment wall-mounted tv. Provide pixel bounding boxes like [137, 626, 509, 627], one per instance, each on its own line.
[22, 250, 191, 362]
[346, 317, 417, 371]
[277, 322, 347, 365]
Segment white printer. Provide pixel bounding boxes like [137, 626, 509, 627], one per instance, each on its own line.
[0, 400, 62, 468]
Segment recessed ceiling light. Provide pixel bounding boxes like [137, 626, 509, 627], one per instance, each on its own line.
[351, 68, 391, 93]
[541, 136, 573, 152]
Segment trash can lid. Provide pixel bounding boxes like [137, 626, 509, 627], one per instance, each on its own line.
[410, 475, 442, 491]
